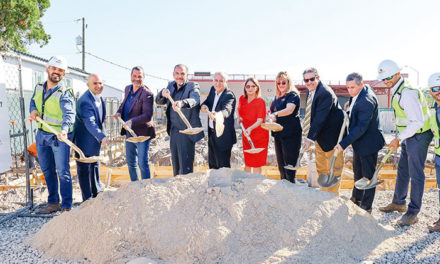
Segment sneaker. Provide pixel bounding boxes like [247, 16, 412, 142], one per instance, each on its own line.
[379, 203, 407, 213]
[61, 207, 71, 212]
[428, 218, 440, 232]
[34, 203, 60, 214]
[398, 213, 418, 226]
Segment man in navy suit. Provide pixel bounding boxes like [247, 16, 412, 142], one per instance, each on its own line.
[156, 64, 204, 176]
[74, 74, 108, 201]
[302, 67, 345, 195]
[335, 73, 385, 213]
[201, 72, 237, 169]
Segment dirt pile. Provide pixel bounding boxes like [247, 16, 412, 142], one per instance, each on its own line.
[30, 168, 392, 263]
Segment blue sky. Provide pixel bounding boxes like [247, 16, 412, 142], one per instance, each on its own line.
[28, 0, 440, 92]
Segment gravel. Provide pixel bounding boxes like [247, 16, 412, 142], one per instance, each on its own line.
[1, 188, 440, 263]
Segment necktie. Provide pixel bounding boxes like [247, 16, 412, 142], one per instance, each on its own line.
[303, 93, 313, 136]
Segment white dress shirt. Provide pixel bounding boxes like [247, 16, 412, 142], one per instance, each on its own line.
[209, 90, 223, 129]
[90, 90, 103, 121]
[391, 77, 425, 141]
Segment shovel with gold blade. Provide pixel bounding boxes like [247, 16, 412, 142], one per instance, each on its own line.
[165, 93, 204, 135]
[354, 148, 393, 190]
[36, 116, 102, 163]
[116, 116, 150, 143]
[240, 123, 265, 154]
[207, 110, 225, 137]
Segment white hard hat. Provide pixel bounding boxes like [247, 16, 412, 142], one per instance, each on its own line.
[428, 73, 440, 88]
[377, 59, 402, 80]
[47, 55, 68, 72]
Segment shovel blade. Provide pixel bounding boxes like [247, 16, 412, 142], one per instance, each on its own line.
[74, 156, 102, 163]
[126, 136, 150, 143]
[244, 148, 265, 154]
[355, 177, 383, 190]
[318, 173, 340, 188]
[284, 165, 299, 171]
[180, 127, 204, 135]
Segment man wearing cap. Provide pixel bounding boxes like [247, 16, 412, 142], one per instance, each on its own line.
[201, 72, 237, 169]
[377, 59, 433, 226]
[156, 64, 204, 176]
[428, 72, 440, 232]
[74, 74, 108, 201]
[29, 55, 75, 213]
[302, 67, 345, 195]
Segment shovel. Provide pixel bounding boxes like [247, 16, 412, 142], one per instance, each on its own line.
[116, 116, 150, 143]
[285, 145, 306, 171]
[317, 113, 348, 188]
[261, 115, 283, 132]
[165, 93, 204, 135]
[105, 144, 113, 188]
[36, 116, 101, 163]
[207, 110, 225, 137]
[240, 123, 265, 154]
[354, 148, 393, 190]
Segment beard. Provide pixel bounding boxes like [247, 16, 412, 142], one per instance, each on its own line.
[48, 73, 62, 83]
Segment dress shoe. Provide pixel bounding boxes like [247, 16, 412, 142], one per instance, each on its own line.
[428, 218, 440, 232]
[398, 213, 418, 226]
[34, 203, 60, 214]
[61, 207, 71, 212]
[379, 203, 407, 213]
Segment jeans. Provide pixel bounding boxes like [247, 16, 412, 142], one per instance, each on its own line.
[126, 139, 151, 181]
[36, 131, 72, 208]
[435, 155, 440, 214]
[392, 130, 433, 215]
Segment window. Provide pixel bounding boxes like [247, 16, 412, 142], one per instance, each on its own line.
[32, 70, 43, 88]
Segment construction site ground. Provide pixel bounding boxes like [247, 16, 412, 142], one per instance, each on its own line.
[1, 132, 440, 263]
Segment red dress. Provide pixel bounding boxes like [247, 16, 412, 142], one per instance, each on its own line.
[238, 95, 269, 167]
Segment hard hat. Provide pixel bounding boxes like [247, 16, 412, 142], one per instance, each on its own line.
[47, 55, 68, 72]
[377, 59, 401, 80]
[428, 73, 440, 88]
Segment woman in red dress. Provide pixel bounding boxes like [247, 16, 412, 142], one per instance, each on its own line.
[238, 77, 269, 174]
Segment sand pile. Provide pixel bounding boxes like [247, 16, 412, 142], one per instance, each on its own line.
[29, 169, 392, 263]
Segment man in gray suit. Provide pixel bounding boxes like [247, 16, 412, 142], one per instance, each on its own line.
[156, 64, 204, 176]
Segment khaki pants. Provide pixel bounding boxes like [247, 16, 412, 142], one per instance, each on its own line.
[315, 142, 344, 195]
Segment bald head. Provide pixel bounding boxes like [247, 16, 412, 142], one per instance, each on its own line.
[87, 73, 104, 95]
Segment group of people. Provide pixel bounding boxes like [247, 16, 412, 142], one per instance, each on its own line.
[29, 55, 440, 232]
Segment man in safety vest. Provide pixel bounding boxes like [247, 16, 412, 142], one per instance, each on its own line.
[29, 55, 75, 214]
[378, 59, 433, 226]
[428, 72, 440, 232]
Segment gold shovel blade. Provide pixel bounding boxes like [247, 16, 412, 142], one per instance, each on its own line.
[179, 127, 204, 135]
[244, 148, 265, 154]
[74, 156, 102, 163]
[126, 136, 150, 143]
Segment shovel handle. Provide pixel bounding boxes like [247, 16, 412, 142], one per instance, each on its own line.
[376, 147, 394, 172]
[116, 116, 138, 137]
[165, 93, 193, 129]
[240, 123, 256, 149]
[35, 116, 87, 159]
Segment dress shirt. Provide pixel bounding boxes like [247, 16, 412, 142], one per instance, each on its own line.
[209, 90, 224, 129]
[391, 77, 425, 141]
[306, 90, 315, 143]
[90, 90, 103, 121]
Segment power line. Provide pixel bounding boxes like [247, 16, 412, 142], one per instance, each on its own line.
[85, 51, 170, 81]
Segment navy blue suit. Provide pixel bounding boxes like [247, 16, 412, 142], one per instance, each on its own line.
[73, 90, 106, 201]
[339, 84, 385, 210]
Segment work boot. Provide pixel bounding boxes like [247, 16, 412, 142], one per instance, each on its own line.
[379, 203, 407, 213]
[428, 218, 440, 232]
[61, 207, 71, 212]
[34, 203, 60, 214]
[398, 213, 418, 226]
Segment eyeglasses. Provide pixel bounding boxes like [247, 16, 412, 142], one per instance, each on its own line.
[276, 81, 287, 86]
[431, 86, 440, 93]
[382, 75, 394, 81]
[304, 76, 317, 83]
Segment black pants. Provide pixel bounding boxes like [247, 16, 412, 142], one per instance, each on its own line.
[76, 160, 102, 201]
[170, 129, 195, 176]
[208, 128, 232, 169]
[274, 135, 301, 183]
[352, 151, 378, 210]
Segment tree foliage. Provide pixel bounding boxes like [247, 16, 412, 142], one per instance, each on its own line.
[0, 0, 51, 52]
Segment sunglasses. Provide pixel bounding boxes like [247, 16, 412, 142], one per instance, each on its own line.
[276, 81, 287, 86]
[382, 75, 394, 81]
[304, 76, 317, 83]
[245, 85, 257, 89]
[431, 86, 440, 93]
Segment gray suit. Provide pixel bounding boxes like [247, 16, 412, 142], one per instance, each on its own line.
[156, 81, 204, 175]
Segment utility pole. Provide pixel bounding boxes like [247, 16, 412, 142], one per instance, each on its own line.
[82, 17, 86, 71]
